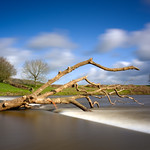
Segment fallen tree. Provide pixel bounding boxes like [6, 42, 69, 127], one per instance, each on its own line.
[0, 58, 143, 111]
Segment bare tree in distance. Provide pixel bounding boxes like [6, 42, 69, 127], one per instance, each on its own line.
[0, 58, 143, 111]
[22, 59, 50, 86]
[0, 57, 16, 82]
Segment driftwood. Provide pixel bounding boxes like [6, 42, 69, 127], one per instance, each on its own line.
[0, 58, 142, 111]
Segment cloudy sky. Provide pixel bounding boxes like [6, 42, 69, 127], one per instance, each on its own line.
[0, 0, 150, 85]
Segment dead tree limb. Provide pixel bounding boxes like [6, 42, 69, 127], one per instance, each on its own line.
[74, 83, 88, 93]
[36, 95, 89, 111]
[102, 90, 115, 105]
[0, 58, 140, 111]
[114, 89, 144, 105]
[86, 96, 100, 108]
[32, 58, 139, 96]
[38, 76, 88, 98]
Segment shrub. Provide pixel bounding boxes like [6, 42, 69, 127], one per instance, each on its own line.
[0, 57, 16, 82]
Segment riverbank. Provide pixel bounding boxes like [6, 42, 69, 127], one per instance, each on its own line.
[0, 82, 150, 96]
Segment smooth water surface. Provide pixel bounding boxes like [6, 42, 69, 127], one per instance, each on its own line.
[0, 110, 150, 150]
[0, 95, 150, 150]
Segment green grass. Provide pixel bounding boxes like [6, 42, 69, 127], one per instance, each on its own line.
[0, 83, 98, 96]
[0, 82, 30, 96]
[0, 82, 150, 96]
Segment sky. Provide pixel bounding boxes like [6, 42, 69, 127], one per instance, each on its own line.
[0, 0, 150, 85]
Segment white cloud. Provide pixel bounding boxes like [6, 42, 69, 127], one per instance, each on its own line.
[45, 48, 75, 71]
[130, 24, 150, 61]
[28, 32, 77, 49]
[113, 61, 131, 68]
[87, 67, 108, 83]
[0, 50, 32, 67]
[87, 67, 119, 85]
[87, 59, 150, 85]
[0, 47, 32, 66]
[0, 36, 77, 80]
[96, 24, 150, 61]
[96, 29, 128, 52]
[8, 50, 32, 66]
[0, 38, 33, 78]
[0, 38, 16, 49]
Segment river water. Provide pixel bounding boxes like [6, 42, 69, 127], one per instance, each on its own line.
[0, 95, 150, 150]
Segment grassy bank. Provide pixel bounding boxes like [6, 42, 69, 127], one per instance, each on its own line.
[0, 82, 97, 96]
[0, 82, 150, 96]
[0, 82, 30, 96]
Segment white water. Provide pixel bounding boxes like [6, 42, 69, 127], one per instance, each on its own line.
[60, 108, 150, 134]
[0, 96, 16, 101]
[0, 96, 41, 106]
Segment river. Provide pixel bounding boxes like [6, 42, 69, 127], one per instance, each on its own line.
[0, 95, 150, 150]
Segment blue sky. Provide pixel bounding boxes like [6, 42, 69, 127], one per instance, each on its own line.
[0, 0, 150, 85]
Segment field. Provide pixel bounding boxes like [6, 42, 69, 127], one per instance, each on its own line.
[0, 80, 150, 96]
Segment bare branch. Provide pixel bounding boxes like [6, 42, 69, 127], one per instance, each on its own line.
[74, 83, 88, 93]
[86, 96, 100, 108]
[38, 76, 87, 98]
[89, 59, 139, 71]
[0, 58, 140, 111]
[0, 96, 27, 111]
[114, 89, 144, 105]
[33, 58, 139, 96]
[102, 90, 115, 105]
[85, 78, 101, 88]
[36, 95, 88, 111]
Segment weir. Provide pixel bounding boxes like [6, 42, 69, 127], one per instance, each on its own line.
[59, 107, 150, 134]
[1, 96, 150, 134]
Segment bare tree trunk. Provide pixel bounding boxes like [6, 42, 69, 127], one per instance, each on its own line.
[34, 77, 38, 87]
[0, 58, 141, 111]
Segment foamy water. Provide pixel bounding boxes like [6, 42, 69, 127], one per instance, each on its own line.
[59, 107, 150, 134]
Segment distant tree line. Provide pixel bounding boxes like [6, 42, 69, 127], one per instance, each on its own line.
[0, 56, 50, 87]
[0, 56, 150, 87]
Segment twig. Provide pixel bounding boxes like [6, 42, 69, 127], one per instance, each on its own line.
[102, 90, 115, 105]
[114, 89, 144, 105]
[86, 96, 100, 108]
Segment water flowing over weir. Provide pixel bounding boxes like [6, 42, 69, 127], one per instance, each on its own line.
[57, 95, 150, 134]
[0, 95, 150, 150]
[59, 107, 150, 134]
[1, 95, 150, 134]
